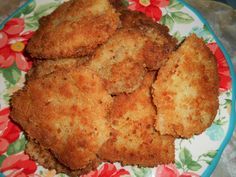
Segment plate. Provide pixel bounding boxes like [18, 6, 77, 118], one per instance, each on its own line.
[0, 0, 235, 177]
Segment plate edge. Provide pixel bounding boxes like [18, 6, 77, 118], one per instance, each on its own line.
[0, 0, 235, 176]
[0, 0, 33, 30]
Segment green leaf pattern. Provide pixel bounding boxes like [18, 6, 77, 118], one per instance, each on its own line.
[176, 147, 218, 172]
[22, 0, 37, 15]
[15, 0, 62, 31]
[203, 150, 217, 158]
[179, 148, 193, 165]
[172, 31, 185, 43]
[160, 0, 194, 32]
[0, 155, 7, 166]
[132, 167, 152, 177]
[177, 147, 202, 172]
[7, 135, 27, 155]
[169, 1, 184, 10]
[171, 11, 194, 24]
[161, 14, 174, 31]
[34, 2, 61, 19]
[0, 64, 21, 85]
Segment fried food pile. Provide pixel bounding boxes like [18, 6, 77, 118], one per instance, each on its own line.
[10, 0, 219, 176]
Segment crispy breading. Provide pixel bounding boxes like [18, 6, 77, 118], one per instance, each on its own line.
[98, 72, 175, 166]
[27, 57, 89, 79]
[10, 67, 113, 170]
[26, 0, 120, 59]
[108, 1, 177, 70]
[119, 10, 177, 70]
[25, 139, 93, 177]
[152, 34, 219, 138]
[86, 28, 148, 95]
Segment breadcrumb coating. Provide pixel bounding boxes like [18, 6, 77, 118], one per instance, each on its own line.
[26, 0, 120, 59]
[11, 67, 113, 170]
[87, 28, 148, 94]
[152, 34, 219, 138]
[98, 72, 175, 166]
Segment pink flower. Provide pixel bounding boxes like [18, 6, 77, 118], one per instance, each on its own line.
[156, 164, 179, 177]
[207, 42, 231, 91]
[0, 153, 37, 177]
[0, 108, 10, 130]
[0, 18, 33, 71]
[128, 0, 169, 21]
[0, 108, 21, 155]
[155, 164, 200, 177]
[179, 172, 200, 177]
[82, 163, 130, 177]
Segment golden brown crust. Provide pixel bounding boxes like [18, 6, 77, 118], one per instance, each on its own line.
[86, 27, 148, 95]
[26, 0, 120, 59]
[152, 34, 219, 138]
[25, 139, 94, 177]
[98, 72, 175, 166]
[11, 67, 113, 170]
[27, 57, 90, 80]
[119, 10, 177, 70]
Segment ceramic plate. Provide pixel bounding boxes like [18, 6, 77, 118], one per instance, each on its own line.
[0, 0, 235, 177]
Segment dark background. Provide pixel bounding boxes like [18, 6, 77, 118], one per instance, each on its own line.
[217, 0, 236, 8]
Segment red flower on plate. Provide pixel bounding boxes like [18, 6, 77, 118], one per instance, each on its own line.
[0, 153, 37, 177]
[156, 164, 200, 177]
[0, 108, 21, 155]
[207, 42, 231, 91]
[0, 18, 33, 71]
[82, 163, 130, 177]
[128, 0, 169, 21]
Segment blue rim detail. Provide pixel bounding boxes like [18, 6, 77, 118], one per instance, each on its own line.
[0, 0, 235, 177]
[0, 0, 33, 30]
[178, 0, 236, 177]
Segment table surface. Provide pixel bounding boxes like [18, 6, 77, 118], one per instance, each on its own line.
[0, 0, 235, 177]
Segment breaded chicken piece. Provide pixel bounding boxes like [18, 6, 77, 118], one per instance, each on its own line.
[98, 72, 175, 166]
[87, 28, 148, 95]
[27, 57, 89, 79]
[152, 34, 219, 138]
[108, 0, 177, 70]
[11, 67, 113, 170]
[26, 0, 120, 59]
[119, 10, 177, 70]
[26, 139, 92, 177]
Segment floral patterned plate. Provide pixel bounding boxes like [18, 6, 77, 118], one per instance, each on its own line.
[0, 0, 235, 177]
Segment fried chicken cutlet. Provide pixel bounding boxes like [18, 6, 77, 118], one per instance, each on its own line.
[11, 67, 113, 170]
[108, 1, 177, 70]
[26, 140, 91, 177]
[119, 10, 177, 70]
[98, 72, 175, 166]
[87, 27, 148, 95]
[152, 34, 219, 138]
[26, 0, 120, 59]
